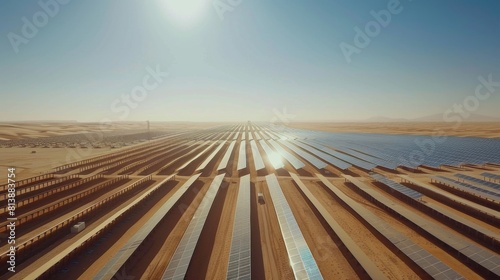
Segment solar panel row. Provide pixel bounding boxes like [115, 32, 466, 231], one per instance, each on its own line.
[344, 175, 500, 278]
[95, 174, 201, 280]
[162, 174, 225, 280]
[370, 173, 424, 199]
[226, 175, 252, 280]
[306, 140, 377, 170]
[433, 176, 500, 201]
[196, 141, 226, 171]
[481, 172, 500, 181]
[265, 174, 323, 280]
[258, 140, 284, 170]
[292, 140, 352, 170]
[280, 127, 500, 169]
[237, 142, 247, 171]
[454, 173, 500, 192]
[315, 138, 398, 169]
[292, 174, 387, 280]
[250, 140, 265, 171]
[398, 175, 500, 219]
[268, 139, 305, 170]
[217, 141, 236, 171]
[254, 132, 262, 140]
[177, 142, 218, 170]
[423, 200, 500, 240]
[320, 174, 464, 280]
[21, 175, 174, 279]
[396, 239, 465, 280]
[279, 140, 327, 170]
[260, 131, 270, 140]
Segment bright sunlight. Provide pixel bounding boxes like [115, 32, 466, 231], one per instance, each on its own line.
[162, 0, 209, 26]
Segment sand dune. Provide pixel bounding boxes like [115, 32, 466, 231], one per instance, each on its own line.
[288, 122, 500, 139]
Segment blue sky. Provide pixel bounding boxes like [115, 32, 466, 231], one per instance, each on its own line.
[0, 0, 499, 122]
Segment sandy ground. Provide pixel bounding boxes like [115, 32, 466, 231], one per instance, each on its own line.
[0, 121, 214, 180]
[139, 179, 209, 279]
[0, 147, 121, 180]
[254, 179, 295, 279]
[70, 178, 183, 279]
[201, 181, 238, 279]
[280, 179, 362, 279]
[1, 123, 499, 279]
[332, 179, 485, 279]
[289, 122, 500, 138]
[8, 178, 156, 279]
[299, 178, 420, 279]
[0, 122, 224, 141]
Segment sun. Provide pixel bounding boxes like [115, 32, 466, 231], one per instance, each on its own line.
[162, 0, 209, 26]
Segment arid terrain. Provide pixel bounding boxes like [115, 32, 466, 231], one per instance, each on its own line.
[0, 122, 498, 279]
[289, 122, 500, 139]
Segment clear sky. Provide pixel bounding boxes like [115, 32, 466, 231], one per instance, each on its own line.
[0, 0, 499, 122]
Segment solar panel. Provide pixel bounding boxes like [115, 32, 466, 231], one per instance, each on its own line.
[162, 174, 225, 279]
[433, 176, 500, 201]
[424, 200, 500, 240]
[280, 128, 500, 169]
[315, 139, 397, 169]
[226, 175, 252, 280]
[217, 141, 236, 171]
[279, 140, 327, 170]
[344, 175, 499, 278]
[196, 141, 226, 172]
[399, 175, 500, 220]
[250, 140, 265, 171]
[178, 142, 218, 170]
[370, 173, 423, 199]
[265, 174, 323, 280]
[269, 140, 306, 170]
[395, 240, 464, 280]
[254, 132, 262, 140]
[95, 174, 201, 280]
[481, 172, 500, 181]
[292, 140, 351, 170]
[315, 138, 398, 169]
[258, 140, 284, 170]
[292, 174, 386, 280]
[237, 142, 247, 171]
[303, 140, 377, 170]
[454, 173, 500, 192]
[260, 131, 270, 140]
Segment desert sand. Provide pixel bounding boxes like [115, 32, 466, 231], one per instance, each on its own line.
[289, 121, 500, 138]
[0, 122, 499, 279]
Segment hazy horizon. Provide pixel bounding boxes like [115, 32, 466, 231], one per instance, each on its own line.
[1, 0, 499, 123]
